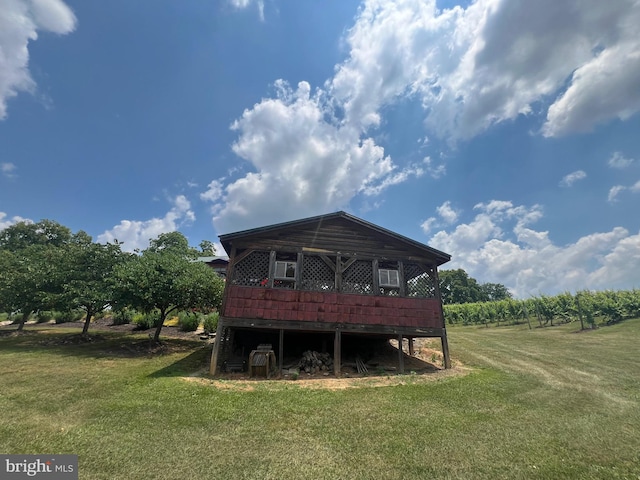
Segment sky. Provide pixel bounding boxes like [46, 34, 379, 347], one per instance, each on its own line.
[1, 0, 639, 298]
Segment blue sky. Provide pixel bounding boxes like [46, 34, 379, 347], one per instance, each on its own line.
[1, 0, 639, 297]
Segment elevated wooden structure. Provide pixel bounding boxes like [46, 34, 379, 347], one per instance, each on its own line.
[209, 211, 452, 376]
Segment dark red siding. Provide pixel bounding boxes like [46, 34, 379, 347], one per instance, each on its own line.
[224, 285, 444, 329]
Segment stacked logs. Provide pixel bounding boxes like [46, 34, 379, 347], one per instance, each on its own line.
[298, 350, 333, 374]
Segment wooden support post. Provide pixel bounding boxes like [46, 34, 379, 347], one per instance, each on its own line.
[209, 318, 225, 375]
[433, 265, 452, 369]
[398, 334, 404, 374]
[334, 329, 341, 377]
[279, 328, 284, 376]
[408, 336, 414, 356]
[441, 332, 452, 369]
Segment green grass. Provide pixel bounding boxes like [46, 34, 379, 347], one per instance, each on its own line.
[1, 321, 639, 479]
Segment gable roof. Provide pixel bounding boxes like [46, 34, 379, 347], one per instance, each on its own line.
[219, 211, 451, 266]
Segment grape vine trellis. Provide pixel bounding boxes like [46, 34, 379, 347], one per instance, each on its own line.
[443, 289, 640, 329]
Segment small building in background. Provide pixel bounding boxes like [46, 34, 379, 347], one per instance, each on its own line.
[196, 256, 229, 278]
[209, 211, 452, 376]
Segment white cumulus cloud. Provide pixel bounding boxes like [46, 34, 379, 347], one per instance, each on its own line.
[1, 162, 18, 179]
[203, 80, 397, 233]
[97, 195, 195, 252]
[0, 0, 76, 120]
[205, 0, 640, 234]
[560, 170, 587, 187]
[608, 179, 640, 203]
[436, 201, 459, 225]
[0, 212, 32, 231]
[328, 0, 640, 141]
[608, 151, 635, 169]
[428, 200, 640, 296]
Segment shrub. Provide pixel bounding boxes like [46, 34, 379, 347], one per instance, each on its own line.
[133, 311, 161, 330]
[53, 310, 83, 324]
[36, 311, 55, 323]
[112, 307, 134, 325]
[203, 312, 219, 334]
[178, 311, 200, 332]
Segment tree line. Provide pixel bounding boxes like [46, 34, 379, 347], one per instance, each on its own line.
[0, 220, 225, 342]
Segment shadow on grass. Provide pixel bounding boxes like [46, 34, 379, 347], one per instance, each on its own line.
[0, 326, 206, 361]
[148, 348, 211, 378]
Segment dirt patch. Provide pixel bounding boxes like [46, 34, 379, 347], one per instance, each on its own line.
[183, 337, 466, 390]
[183, 366, 470, 391]
[37, 333, 108, 345]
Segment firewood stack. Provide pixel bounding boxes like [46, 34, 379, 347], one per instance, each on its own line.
[298, 350, 333, 374]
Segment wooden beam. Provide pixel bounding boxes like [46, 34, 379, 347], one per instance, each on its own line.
[334, 329, 341, 377]
[408, 336, 414, 356]
[398, 261, 406, 297]
[295, 252, 303, 290]
[279, 328, 284, 376]
[433, 265, 451, 369]
[398, 334, 404, 374]
[220, 316, 445, 337]
[441, 333, 451, 369]
[319, 254, 337, 272]
[372, 258, 379, 294]
[341, 256, 358, 271]
[209, 318, 226, 375]
[267, 250, 276, 288]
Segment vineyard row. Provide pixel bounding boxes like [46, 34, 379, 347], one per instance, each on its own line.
[443, 289, 640, 329]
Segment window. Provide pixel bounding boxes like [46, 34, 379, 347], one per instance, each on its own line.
[274, 261, 296, 279]
[379, 269, 400, 287]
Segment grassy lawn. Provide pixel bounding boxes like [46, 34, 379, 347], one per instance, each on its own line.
[1, 321, 639, 479]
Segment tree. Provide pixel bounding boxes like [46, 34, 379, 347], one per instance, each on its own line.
[439, 269, 484, 304]
[438, 269, 511, 304]
[0, 220, 73, 330]
[199, 240, 216, 255]
[479, 283, 512, 302]
[56, 233, 127, 335]
[114, 232, 224, 342]
[147, 231, 199, 258]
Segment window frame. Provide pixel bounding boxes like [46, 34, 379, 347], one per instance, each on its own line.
[378, 268, 400, 288]
[274, 260, 297, 280]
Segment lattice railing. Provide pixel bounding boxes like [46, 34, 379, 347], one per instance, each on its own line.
[302, 255, 335, 291]
[231, 251, 438, 299]
[231, 251, 270, 287]
[342, 259, 373, 295]
[405, 263, 436, 298]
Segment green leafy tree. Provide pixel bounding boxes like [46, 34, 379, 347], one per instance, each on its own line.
[439, 269, 511, 304]
[479, 283, 512, 302]
[56, 233, 127, 335]
[199, 240, 216, 255]
[439, 269, 484, 304]
[114, 232, 224, 342]
[147, 231, 199, 258]
[0, 220, 72, 330]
